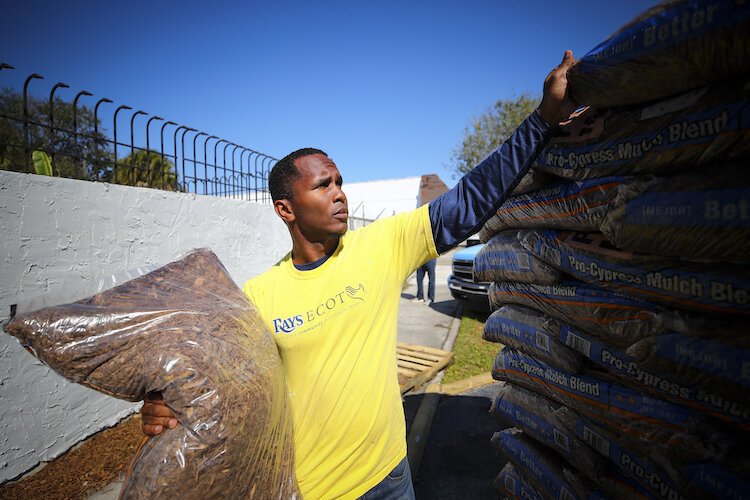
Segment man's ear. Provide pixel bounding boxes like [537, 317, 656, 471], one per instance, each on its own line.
[274, 199, 295, 224]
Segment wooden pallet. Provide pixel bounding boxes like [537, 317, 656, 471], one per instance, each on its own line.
[397, 342, 454, 394]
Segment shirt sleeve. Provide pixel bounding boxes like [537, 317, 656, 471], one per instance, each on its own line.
[428, 110, 554, 254]
[361, 204, 438, 283]
[393, 204, 438, 278]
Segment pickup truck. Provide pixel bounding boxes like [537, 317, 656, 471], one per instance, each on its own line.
[447, 242, 490, 311]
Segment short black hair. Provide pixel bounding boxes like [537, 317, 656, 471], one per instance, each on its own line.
[269, 147, 328, 201]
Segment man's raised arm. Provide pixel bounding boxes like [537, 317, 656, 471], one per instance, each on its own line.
[429, 50, 578, 253]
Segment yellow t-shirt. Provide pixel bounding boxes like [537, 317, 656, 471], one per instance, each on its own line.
[243, 204, 437, 499]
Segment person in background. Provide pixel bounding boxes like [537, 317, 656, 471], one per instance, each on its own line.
[413, 258, 436, 305]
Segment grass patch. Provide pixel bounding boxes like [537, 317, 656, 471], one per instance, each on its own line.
[442, 309, 497, 384]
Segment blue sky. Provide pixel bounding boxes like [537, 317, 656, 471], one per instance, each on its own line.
[1, 0, 656, 186]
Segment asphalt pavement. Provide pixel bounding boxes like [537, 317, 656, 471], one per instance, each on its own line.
[410, 383, 506, 500]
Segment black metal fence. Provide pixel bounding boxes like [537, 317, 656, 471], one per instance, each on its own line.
[0, 63, 277, 202]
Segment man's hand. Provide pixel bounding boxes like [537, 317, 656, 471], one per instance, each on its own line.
[538, 50, 579, 127]
[141, 392, 179, 436]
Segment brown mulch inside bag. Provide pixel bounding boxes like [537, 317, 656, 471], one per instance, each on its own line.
[0, 414, 143, 500]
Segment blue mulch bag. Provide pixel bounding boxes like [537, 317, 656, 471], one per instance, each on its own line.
[491, 347, 730, 463]
[537, 77, 750, 179]
[511, 168, 552, 196]
[567, 0, 750, 106]
[487, 303, 750, 427]
[601, 163, 750, 262]
[493, 462, 544, 500]
[491, 428, 653, 500]
[521, 229, 750, 315]
[484, 304, 585, 373]
[490, 428, 607, 500]
[473, 230, 561, 285]
[554, 404, 750, 500]
[488, 280, 686, 346]
[560, 322, 750, 429]
[626, 328, 750, 411]
[479, 176, 650, 242]
[490, 384, 607, 479]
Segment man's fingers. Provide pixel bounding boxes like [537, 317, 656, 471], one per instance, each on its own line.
[142, 423, 164, 437]
[141, 416, 178, 434]
[143, 414, 177, 426]
[141, 392, 179, 437]
[538, 49, 579, 125]
[558, 50, 574, 72]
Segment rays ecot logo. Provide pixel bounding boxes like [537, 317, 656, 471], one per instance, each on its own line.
[272, 283, 366, 334]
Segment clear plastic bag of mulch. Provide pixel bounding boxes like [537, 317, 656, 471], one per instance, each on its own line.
[4, 248, 299, 499]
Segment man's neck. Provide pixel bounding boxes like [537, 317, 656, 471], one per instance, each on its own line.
[290, 233, 340, 266]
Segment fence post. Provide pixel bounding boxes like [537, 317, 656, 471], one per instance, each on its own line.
[212, 139, 227, 196]
[203, 135, 217, 195]
[171, 125, 188, 191]
[93, 98, 112, 180]
[230, 144, 241, 199]
[48, 82, 70, 176]
[145, 116, 163, 186]
[72, 90, 92, 176]
[180, 128, 196, 192]
[191, 131, 207, 195]
[129, 110, 147, 185]
[113, 105, 132, 183]
[22, 74, 44, 172]
[221, 142, 233, 197]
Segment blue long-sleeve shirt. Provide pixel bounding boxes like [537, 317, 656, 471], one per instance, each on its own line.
[428, 110, 553, 254]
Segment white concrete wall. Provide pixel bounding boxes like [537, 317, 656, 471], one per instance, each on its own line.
[0, 170, 290, 484]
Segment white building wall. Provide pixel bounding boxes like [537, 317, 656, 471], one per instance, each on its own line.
[0, 170, 290, 484]
[344, 177, 422, 221]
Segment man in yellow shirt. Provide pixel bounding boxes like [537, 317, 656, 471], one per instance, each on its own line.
[142, 51, 577, 499]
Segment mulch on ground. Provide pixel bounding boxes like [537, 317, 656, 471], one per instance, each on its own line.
[0, 414, 143, 500]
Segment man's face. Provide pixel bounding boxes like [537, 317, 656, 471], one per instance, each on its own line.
[288, 153, 348, 239]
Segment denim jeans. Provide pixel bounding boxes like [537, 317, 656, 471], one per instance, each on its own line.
[416, 259, 436, 302]
[359, 457, 415, 500]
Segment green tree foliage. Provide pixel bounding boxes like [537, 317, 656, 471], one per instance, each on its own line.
[450, 94, 540, 178]
[0, 87, 112, 179]
[111, 149, 181, 191]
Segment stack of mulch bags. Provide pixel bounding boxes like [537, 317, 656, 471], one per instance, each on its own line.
[478, 1, 750, 498]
